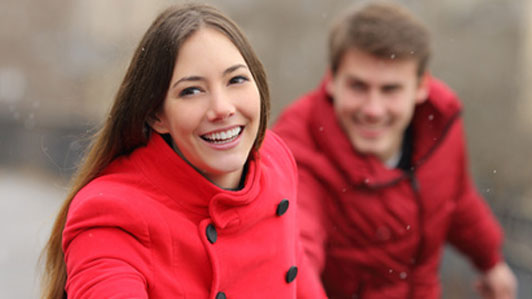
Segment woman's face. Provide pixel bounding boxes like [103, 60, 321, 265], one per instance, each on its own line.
[151, 27, 261, 189]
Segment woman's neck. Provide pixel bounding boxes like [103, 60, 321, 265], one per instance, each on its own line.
[162, 133, 248, 190]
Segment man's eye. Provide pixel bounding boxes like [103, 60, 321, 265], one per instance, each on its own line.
[350, 82, 366, 91]
[229, 75, 248, 85]
[179, 87, 201, 97]
[382, 86, 400, 93]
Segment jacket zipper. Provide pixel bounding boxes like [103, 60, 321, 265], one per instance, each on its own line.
[407, 170, 424, 299]
[354, 111, 463, 298]
[403, 111, 462, 299]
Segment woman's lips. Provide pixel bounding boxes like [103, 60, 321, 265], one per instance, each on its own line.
[200, 125, 244, 149]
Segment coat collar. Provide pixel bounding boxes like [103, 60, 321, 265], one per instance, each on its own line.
[308, 76, 462, 187]
[131, 133, 263, 230]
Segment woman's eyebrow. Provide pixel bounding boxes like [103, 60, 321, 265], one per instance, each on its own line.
[171, 64, 248, 89]
[172, 76, 205, 89]
[224, 64, 248, 75]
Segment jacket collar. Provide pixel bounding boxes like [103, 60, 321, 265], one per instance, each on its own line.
[309, 76, 462, 187]
[131, 133, 263, 230]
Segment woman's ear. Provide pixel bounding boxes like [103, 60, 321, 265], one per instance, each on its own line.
[148, 114, 169, 134]
[415, 72, 430, 104]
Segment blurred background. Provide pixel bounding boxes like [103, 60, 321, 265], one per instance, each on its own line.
[1, 0, 531, 298]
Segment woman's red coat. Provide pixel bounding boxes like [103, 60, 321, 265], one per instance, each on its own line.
[63, 131, 326, 298]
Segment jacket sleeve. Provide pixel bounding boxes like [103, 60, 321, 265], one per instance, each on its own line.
[294, 168, 329, 299]
[296, 167, 330, 281]
[273, 100, 330, 296]
[63, 193, 151, 299]
[270, 130, 328, 298]
[446, 119, 504, 272]
[296, 237, 328, 299]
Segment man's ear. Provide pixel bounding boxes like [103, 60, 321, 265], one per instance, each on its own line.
[415, 72, 430, 104]
[148, 114, 169, 134]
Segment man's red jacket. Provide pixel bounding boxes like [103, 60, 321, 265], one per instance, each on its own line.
[273, 77, 503, 299]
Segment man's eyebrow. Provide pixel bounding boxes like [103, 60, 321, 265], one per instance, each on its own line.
[346, 75, 367, 84]
[346, 74, 362, 80]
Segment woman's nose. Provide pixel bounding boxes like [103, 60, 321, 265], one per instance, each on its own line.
[206, 89, 236, 121]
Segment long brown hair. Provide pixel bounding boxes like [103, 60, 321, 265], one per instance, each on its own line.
[40, 4, 270, 298]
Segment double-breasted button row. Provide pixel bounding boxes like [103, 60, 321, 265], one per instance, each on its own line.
[276, 199, 290, 216]
[286, 266, 298, 283]
[214, 269, 296, 299]
[206, 224, 217, 244]
[207, 199, 289, 244]
[205, 198, 293, 297]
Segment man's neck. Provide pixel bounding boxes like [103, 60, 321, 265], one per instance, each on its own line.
[384, 149, 402, 169]
[396, 124, 414, 171]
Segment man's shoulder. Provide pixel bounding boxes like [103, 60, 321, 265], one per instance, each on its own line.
[427, 78, 463, 114]
[273, 81, 328, 141]
[275, 91, 316, 125]
[273, 94, 319, 157]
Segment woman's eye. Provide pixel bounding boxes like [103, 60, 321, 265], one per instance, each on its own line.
[229, 75, 248, 85]
[179, 87, 201, 97]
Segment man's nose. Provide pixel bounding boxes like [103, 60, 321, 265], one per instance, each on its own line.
[361, 91, 385, 120]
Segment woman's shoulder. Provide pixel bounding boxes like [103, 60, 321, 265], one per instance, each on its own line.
[261, 130, 294, 159]
[72, 178, 148, 212]
[72, 161, 150, 207]
[64, 170, 155, 244]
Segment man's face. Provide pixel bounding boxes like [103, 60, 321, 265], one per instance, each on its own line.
[328, 48, 429, 162]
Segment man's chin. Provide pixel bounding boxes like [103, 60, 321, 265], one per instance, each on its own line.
[351, 139, 389, 157]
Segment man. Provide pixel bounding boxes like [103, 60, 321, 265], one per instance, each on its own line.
[273, 2, 516, 298]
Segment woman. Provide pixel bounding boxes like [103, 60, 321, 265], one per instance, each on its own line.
[41, 4, 326, 299]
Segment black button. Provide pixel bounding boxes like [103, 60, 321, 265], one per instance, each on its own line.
[206, 224, 217, 244]
[276, 199, 289, 216]
[216, 292, 226, 299]
[285, 266, 298, 283]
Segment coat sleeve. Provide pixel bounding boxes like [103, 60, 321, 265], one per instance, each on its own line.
[294, 169, 329, 299]
[269, 130, 328, 298]
[446, 119, 504, 272]
[296, 167, 330, 281]
[63, 193, 151, 299]
[273, 100, 330, 297]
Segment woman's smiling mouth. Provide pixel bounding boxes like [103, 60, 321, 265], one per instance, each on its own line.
[201, 126, 243, 144]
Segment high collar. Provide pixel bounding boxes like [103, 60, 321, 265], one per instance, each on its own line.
[131, 133, 263, 230]
[308, 76, 462, 187]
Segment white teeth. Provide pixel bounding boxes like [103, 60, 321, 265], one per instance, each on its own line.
[202, 127, 242, 143]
